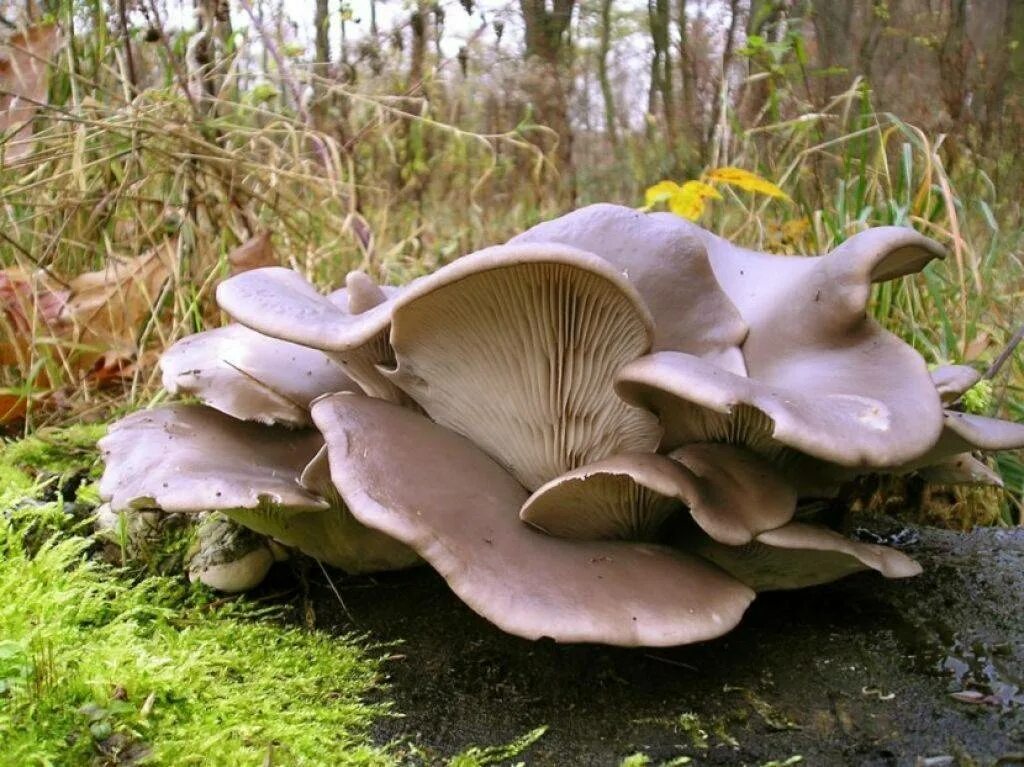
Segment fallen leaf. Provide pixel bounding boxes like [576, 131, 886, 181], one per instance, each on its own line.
[60, 241, 177, 369]
[0, 392, 26, 426]
[0, 267, 68, 366]
[0, 24, 60, 164]
[227, 232, 275, 274]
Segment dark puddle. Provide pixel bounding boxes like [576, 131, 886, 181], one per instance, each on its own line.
[276, 520, 1024, 765]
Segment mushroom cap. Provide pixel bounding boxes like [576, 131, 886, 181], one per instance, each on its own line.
[160, 324, 358, 426]
[509, 204, 749, 375]
[896, 410, 1024, 475]
[617, 350, 941, 468]
[218, 267, 409, 403]
[916, 453, 1003, 487]
[605, 215, 947, 468]
[310, 393, 754, 647]
[99, 404, 417, 573]
[930, 364, 982, 404]
[520, 445, 796, 546]
[99, 404, 327, 513]
[383, 243, 661, 490]
[689, 521, 922, 591]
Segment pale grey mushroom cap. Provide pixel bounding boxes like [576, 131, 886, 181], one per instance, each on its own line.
[609, 213, 946, 469]
[895, 410, 1024, 475]
[689, 521, 922, 591]
[216, 266, 407, 403]
[509, 204, 749, 375]
[520, 445, 795, 546]
[99, 404, 417, 574]
[617, 351, 941, 468]
[311, 393, 754, 647]
[930, 364, 982, 404]
[160, 324, 358, 427]
[382, 243, 662, 490]
[916, 454, 1003, 487]
[99, 404, 327, 513]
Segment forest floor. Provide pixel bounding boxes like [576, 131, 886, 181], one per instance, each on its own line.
[302, 516, 1024, 766]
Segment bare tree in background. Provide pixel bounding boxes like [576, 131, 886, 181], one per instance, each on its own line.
[519, 0, 577, 195]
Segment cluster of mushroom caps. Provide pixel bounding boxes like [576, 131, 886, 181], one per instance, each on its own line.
[98, 204, 1024, 647]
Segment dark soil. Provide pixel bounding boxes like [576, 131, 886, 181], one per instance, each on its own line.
[297, 517, 1024, 766]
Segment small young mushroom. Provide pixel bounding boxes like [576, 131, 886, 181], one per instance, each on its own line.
[187, 513, 276, 593]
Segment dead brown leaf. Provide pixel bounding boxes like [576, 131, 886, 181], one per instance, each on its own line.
[60, 241, 177, 370]
[0, 266, 68, 366]
[227, 231, 276, 274]
[0, 23, 60, 164]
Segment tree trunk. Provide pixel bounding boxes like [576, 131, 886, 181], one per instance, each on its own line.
[314, 0, 330, 77]
[677, 0, 698, 158]
[519, 0, 577, 198]
[598, 0, 619, 150]
[706, 0, 740, 162]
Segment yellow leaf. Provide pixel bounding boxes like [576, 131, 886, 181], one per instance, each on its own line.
[668, 181, 721, 220]
[644, 180, 680, 208]
[706, 167, 791, 201]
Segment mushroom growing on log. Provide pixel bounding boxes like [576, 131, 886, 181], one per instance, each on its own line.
[98, 205, 1024, 647]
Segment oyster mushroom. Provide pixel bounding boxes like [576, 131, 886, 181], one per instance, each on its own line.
[310, 393, 754, 647]
[161, 324, 358, 427]
[221, 244, 662, 490]
[382, 243, 661, 489]
[542, 204, 943, 468]
[98, 404, 418, 574]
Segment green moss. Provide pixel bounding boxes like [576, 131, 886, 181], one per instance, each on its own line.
[1, 423, 107, 480]
[0, 499, 394, 766]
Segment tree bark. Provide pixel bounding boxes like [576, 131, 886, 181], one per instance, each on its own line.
[598, 0, 619, 149]
[519, 0, 577, 197]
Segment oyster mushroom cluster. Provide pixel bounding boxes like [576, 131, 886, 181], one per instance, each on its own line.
[98, 204, 1024, 647]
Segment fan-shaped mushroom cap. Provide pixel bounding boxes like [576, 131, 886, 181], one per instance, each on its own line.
[160, 324, 358, 426]
[99, 404, 327, 513]
[99, 405, 418, 573]
[916, 453, 1003, 487]
[217, 267, 405, 402]
[310, 393, 754, 647]
[897, 410, 1024, 475]
[617, 350, 941, 468]
[508, 204, 748, 374]
[520, 445, 795, 546]
[690, 522, 922, 591]
[383, 243, 661, 490]
[930, 364, 982, 404]
[608, 214, 946, 468]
